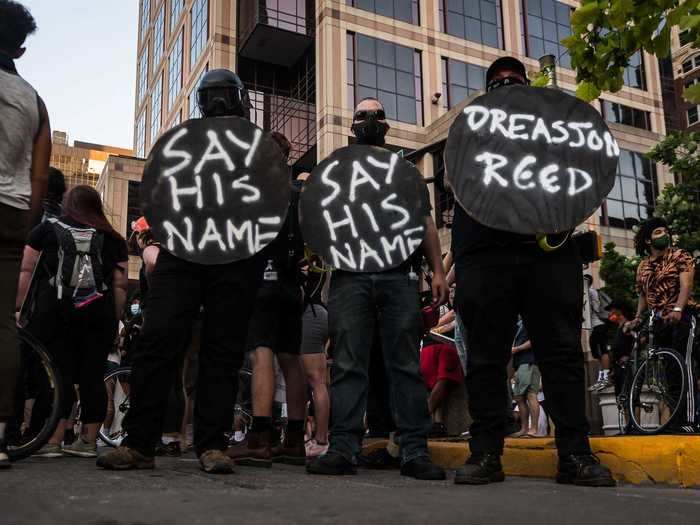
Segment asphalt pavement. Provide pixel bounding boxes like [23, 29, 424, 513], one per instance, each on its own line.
[3, 453, 700, 525]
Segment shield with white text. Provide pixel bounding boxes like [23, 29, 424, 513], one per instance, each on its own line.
[141, 117, 291, 264]
[299, 145, 429, 273]
[445, 86, 619, 234]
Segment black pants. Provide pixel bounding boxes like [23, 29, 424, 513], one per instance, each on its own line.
[455, 244, 591, 457]
[123, 251, 263, 456]
[589, 324, 608, 360]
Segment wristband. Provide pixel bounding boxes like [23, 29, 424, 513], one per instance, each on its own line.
[672, 306, 683, 313]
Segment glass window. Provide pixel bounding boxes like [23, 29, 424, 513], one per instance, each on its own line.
[601, 149, 657, 230]
[682, 54, 700, 74]
[439, 0, 503, 48]
[140, 0, 151, 41]
[170, 0, 184, 32]
[442, 57, 485, 109]
[348, 33, 423, 125]
[347, 33, 356, 110]
[523, 0, 571, 68]
[191, 0, 209, 70]
[600, 100, 651, 131]
[188, 65, 209, 119]
[137, 44, 149, 105]
[168, 30, 183, 111]
[688, 106, 699, 126]
[624, 51, 646, 90]
[153, 4, 165, 67]
[346, 0, 420, 25]
[151, 74, 163, 144]
[136, 111, 146, 158]
[127, 180, 142, 252]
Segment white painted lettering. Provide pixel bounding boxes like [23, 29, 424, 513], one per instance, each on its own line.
[489, 109, 512, 139]
[550, 121, 569, 144]
[330, 243, 357, 270]
[255, 220, 280, 251]
[198, 218, 226, 251]
[169, 175, 203, 212]
[320, 160, 341, 207]
[225, 128, 263, 167]
[531, 118, 553, 144]
[361, 203, 380, 232]
[539, 164, 561, 194]
[164, 217, 194, 252]
[232, 175, 261, 203]
[475, 152, 509, 188]
[380, 235, 408, 265]
[367, 153, 399, 184]
[567, 167, 593, 196]
[212, 173, 224, 205]
[380, 193, 410, 230]
[195, 130, 235, 174]
[567, 122, 593, 148]
[323, 205, 358, 241]
[359, 239, 384, 270]
[162, 128, 192, 177]
[513, 155, 537, 190]
[463, 105, 490, 131]
[603, 132, 620, 157]
[226, 219, 254, 254]
[349, 161, 381, 202]
[508, 114, 536, 140]
[587, 130, 603, 151]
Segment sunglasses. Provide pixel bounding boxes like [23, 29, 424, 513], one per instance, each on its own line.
[353, 109, 386, 121]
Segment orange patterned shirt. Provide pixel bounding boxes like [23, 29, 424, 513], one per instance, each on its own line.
[636, 248, 696, 315]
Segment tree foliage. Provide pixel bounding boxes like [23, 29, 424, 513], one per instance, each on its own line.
[599, 241, 639, 312]
[564, 0, 700, 102]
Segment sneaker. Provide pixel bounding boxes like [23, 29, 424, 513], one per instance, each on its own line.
[226, 430, 272, 468]
[401, 456, 446, 480]
[556, 454, 616, 487]
[454, 453, 505, 485]
[305, 439, 329, 458]
[32, 443, 63, 458]
[199, 449, 235, 474]
[306, 452, 357, 475]
[155, 441, 182, 457]
[0, 439, 10, 469]
[357, 447, 400, 469]
[588, 379, 608, 392]
[63, 437, 97, 458]
[96, 446, 155, 470]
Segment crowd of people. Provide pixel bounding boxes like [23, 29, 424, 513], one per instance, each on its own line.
[0, 1, 697, 491]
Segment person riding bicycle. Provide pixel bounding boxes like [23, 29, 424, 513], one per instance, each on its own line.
[626, 217, 697, 433]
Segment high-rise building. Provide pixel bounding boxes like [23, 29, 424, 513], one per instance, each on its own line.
[99, 0, 673, 261]
[669, 30, 699, 134]
[51, 130, 132, 189]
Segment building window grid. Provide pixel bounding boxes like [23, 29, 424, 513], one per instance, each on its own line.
[190, 0, 209, 71]
[346, 0, 420, 25]
[168, 31, 184, 112]
[188, 64, 209, 119]
[140, 0, 151, 41]
[137, 44, 149, 105]
[523, 0, 572, 69]
[601, 149, 658, 230]
[136, 112, 146, 158]
[601, 99, 651, 131]
[151, 74, 163, 144]
[682, 54, 700, 74]
[153, 4, 165, 67]
[440, 0, 504, 49]
[349, 32, 423, 125]
[170, 0, 184, 32]
[347, 33, 356, 110]
[441, 56, 486, 110]
[623, 51, 646, 90]
[688, 106, 699, 126]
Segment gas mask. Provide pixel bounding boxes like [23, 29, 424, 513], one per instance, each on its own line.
[351, 109, 389, 146]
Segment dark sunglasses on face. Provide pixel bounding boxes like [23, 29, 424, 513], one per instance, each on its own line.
[486, 75, 528, 92]
[353, 109, 386, 122]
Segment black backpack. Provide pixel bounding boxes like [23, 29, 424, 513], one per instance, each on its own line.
[48, 218, 107, 308]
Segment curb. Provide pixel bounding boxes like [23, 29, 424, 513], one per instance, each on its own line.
[363, 436, 700, 488]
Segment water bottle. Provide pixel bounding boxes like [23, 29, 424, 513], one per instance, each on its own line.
[263, 259, 278, 282]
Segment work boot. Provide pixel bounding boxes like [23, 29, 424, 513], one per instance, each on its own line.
[306, 452, 357, 475]
[401, 456, 446, 480]
[96, 446, 155, 470]
[226, 430, 272, 468]
[199, 449, 235, 474]
[556, 454, 616, 487]
[454, 453, 505, 485]
[357, 447, 400, 469]
[271, 427, 306, 465]
[0, 439, 10, 469]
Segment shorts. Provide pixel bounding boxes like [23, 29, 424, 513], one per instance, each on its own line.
[247, 279, 304, 354]
[420, 343, 464, 390]
[513, 363, 541, 397]
[300, 303, 328, 355]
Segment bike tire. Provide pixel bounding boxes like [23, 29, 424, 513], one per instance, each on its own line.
[628, 348, 686, 435]
[7, 329, 63, 461]
[98, 367, 131, 447]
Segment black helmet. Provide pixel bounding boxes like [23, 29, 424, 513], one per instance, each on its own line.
[197, 69, 251, 119]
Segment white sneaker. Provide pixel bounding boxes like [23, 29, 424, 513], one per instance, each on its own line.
[305, 439, 329, 458]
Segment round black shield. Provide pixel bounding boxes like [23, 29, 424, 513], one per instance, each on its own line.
[445, 86, 619, 234]
[141, 117, 291, 264]
[300, 145, 428, 273]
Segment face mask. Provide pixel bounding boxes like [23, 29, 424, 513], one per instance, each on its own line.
[130, 304, 141, 316]
[651, 234, 670, 250]
[351, 113, 389, 146]
[486, 75, 526, 92]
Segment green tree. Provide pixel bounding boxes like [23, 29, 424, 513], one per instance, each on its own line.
[563, 0, 700, 103]
[599, 241, 639, 312]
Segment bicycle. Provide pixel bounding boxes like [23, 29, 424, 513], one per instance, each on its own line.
[6, 328, 63, 461]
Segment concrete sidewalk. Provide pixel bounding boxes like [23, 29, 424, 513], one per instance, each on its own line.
[365, 435, 700, 488]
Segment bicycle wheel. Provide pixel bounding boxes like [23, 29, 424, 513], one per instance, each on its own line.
[6, 329, 63, 461]
[98, 367, 131, 447]
[628, 348, 686, 434]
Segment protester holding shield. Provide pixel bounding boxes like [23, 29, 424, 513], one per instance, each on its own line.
[304, 98, 448, 480]
[97, 69, 290, 474]
[447, 57, 615, 486]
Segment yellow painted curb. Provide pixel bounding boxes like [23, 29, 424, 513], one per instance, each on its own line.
[362, 436, 700, 488]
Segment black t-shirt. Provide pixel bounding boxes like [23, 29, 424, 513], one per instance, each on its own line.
[513, 320, 535, 369]
[612, 326, 634, 362]
[451, 203, 530, 260]
[27, 217, 129, 285]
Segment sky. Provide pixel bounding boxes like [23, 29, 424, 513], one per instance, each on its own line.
[17, 1, 139, 150]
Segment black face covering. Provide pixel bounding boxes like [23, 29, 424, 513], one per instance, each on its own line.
[486, 75, 527, 92]
[351, 115, 389, 146]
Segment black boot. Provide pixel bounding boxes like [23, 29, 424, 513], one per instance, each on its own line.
[454, 453, 505, 485]
[401, 456, 446, 480]
[306, 451, 357, 475]
[557, 454, 616, 487]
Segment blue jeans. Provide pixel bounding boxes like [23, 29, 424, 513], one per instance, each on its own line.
[327, 271, 431, 464]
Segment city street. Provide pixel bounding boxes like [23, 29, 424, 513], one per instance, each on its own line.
[3, 453, 700, 525]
